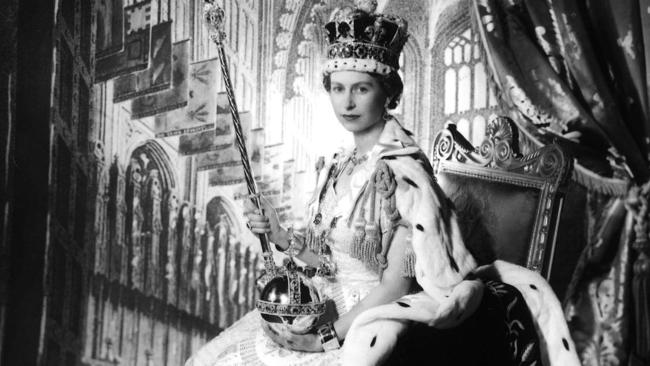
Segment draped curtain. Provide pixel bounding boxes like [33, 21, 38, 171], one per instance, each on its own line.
[469, 0, 650, 365]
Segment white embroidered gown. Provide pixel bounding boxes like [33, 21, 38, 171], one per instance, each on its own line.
[186, 163, 380, 366]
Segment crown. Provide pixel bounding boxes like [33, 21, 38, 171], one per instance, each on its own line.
[323, 1, 409, 75]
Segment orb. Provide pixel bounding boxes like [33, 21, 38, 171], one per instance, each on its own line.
[256, 267, 326, 334]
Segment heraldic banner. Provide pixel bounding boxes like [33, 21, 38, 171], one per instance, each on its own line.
[113, 21, 173, 102]
[96, 0, 153, 82]
[130, 39, 189, 119]
[177, 102, 251, 155]
[154, 58, 222, 137]
[197, 111, 251, 171]
[95, 0, 124, 58]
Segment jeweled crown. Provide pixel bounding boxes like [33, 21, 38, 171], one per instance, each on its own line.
[323, 0, 409, 75]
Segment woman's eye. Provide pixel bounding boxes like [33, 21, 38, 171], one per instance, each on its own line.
[332, 86, 343, 93]
[354, 86, 369, 93]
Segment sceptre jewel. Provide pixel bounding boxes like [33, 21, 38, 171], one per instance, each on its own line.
[203, 2, 226, 45]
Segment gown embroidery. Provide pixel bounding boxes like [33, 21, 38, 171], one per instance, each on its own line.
[186, 171, 379, 366]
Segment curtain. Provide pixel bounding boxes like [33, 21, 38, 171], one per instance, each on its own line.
[470, 0, 650, 364]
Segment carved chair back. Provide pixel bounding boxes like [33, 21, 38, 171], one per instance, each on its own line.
[432, 117, 572, 279]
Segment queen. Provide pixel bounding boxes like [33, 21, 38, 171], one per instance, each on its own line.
[187, 2, 578, 365]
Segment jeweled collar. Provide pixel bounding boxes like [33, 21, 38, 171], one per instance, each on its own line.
[308, 117, 421, 208]
[340, 117, 420, 166]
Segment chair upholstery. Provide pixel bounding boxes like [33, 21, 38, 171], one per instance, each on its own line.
[432, 116, 572, 279]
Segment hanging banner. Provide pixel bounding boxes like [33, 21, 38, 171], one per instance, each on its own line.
[130, 39, 190, 119]
[178, 110, 251, 155]
[207, 164, 245, 186]
[194, 112, 251, 169]
[124, 0, 154, 32]
[196, 144, 241, 172]
[95, 1, 152, 82]
[96, 30, 149, 82]
[95, 0, 124, 58]
[233, 128, 263, 200]
[113, 21, 173, 103]
[154, 58, 221, 137]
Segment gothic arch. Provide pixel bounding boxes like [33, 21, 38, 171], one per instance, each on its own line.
[122, 139, 178, 294]
[276, 0, 356, 101]
[205, 196, 241, 237]
[430, 0, 471, 132]
[399, 38, 424, 134]
[127, 139, 177, 191]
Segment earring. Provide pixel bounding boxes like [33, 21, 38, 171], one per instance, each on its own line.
[382, 110, 392, 121]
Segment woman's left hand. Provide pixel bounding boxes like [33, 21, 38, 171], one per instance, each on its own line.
[261, 322, 323, 352]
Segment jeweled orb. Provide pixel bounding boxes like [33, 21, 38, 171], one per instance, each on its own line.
[256, 269, 326, 334]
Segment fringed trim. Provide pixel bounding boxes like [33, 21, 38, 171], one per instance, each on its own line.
[360, 223, 381, 269]
[514, 116, 630, 197]
[363, 174, 381, 268]
[572, 162, 629, 197]
[349, 175, 374, 263]
[402, 246, 417, 277]
[306, 225, 320, 253]
[350, 215, 367, 259]
[347, 159, 408, 274]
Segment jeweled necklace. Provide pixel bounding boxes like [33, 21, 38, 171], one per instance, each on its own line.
[345, 148, 369, 175]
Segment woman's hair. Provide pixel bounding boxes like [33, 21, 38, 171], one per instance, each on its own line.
[322, 71, 404, 110]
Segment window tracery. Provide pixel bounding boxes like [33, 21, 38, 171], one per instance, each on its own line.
[440, 28, 498, 145]
[431, 3, 503, 157]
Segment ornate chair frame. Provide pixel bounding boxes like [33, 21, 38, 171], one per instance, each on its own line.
[432, 117, 573, 279]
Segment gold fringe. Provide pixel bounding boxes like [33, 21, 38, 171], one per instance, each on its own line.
[361, 223, 381, 268]
[402, 247, 417, 277]
[350, 217, 366, 259]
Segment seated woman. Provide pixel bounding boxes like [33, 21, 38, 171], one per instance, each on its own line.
[187, 3, 578, 366]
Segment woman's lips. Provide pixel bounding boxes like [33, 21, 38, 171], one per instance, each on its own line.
[342, 114, 360, 121]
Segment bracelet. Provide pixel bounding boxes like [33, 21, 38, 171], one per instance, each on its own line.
[317, 321, 341, 351]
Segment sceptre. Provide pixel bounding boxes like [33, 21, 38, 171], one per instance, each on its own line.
[203, 1, 276, 278]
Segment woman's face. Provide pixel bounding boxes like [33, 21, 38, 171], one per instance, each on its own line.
[328, 71, 388, 134]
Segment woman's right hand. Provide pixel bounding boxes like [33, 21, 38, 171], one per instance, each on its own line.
[243, 195, 286, 248]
